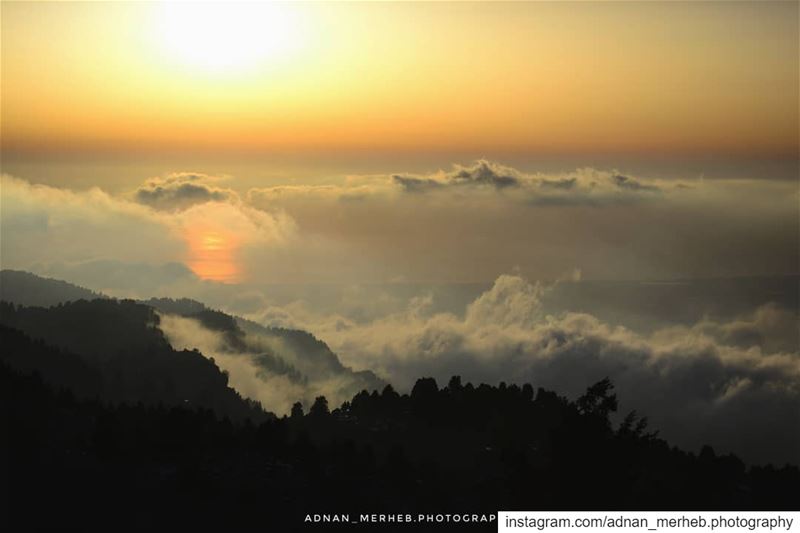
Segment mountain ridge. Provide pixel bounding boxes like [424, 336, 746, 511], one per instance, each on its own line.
[0, 270, 384, 415]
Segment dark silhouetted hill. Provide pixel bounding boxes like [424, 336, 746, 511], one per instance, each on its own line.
[0, 324, 103, 397]
[0, 301, 267, 421]
[2, 362, 798, 533]
[0, 269, 103, 307]
[0, 272, 382, 408]
[2, 271, 798, 533]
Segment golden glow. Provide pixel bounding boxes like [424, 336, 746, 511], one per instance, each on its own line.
[1, 2, 797, 159]
[186, 229, 241, 283]
[155, 2, 303, 74]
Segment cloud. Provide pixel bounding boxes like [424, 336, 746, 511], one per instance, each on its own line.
[134, 172, 239, 211]
[393, 160, 520, 191]
[3, 159, 798, 286]
[389, 160, 666, 204]
[157, 314, 305, 415]
[0, 175, 186, 268]
[246, 160, 670, 207]
[668, 303, 800, 355]
[251, 275, 800, 465]
[157, 313, 383, 415]
[244, 179, 393, 209]
[612, 174, 659, 192]
[0, 173, 297, 286]
[244, 166, 797, 282]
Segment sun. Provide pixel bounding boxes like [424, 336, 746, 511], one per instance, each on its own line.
[155, 2, 303, 74]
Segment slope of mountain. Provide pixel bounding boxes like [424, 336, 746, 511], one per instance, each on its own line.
[0, 324, 103, 397]
[0, 300, 267, 421]
[146, 297, 385, 400]
[0, 269, 102, 307]
[2, 270, 799, 531]
[0, 271, 383, 416]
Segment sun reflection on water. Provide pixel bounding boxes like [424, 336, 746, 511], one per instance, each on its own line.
[186, 229, 241, 283]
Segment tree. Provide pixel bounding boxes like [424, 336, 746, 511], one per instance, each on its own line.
[291, 401, 304, 419]
[411, 377, 438, 399]
[309, 396, 329, 417]
[522, 383, 534, 402]
[381, 384, 399, 399]
[447, 375, 462, 392]
[577, 377, 618, 422]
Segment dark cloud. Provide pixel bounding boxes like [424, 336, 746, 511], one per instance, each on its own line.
[613, 174, 661, 192]
[451, 160, 520, 188]
[134, 172, 238, 210]
[539, 177, 577, 190]
[392, 175, 444, 193]
[392, 160, 520, 192]
[251, 161, 671, 205]
[389, 161, 667, 204]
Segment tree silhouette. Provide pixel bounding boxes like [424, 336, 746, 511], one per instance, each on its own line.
[2, 294, 799, 532]
[309, 395, 329, 417]
[577, 376, 618, 422]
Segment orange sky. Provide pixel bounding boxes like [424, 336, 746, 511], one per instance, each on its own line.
[2, 1, 798, 164]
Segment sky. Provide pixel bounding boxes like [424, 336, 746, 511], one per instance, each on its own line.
[2, 0, 798, 284]
[2, 1, 798, 183]
[1, 1, 799, 464]
[1, 0, 797, 285]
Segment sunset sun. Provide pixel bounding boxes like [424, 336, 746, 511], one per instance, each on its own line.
[155, 2, 303, 73]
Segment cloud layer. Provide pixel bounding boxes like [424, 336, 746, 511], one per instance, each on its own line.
[243, 161, 798, 282]
[391, 160, 665, 202]
[3, 160, 797, 285]
[252, 275, 800, 465]
[247, 160, 674, 207]
[0, 174, 296, 288]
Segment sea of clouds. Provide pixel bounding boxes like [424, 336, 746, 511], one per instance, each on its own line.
[2, 161, 798, 464]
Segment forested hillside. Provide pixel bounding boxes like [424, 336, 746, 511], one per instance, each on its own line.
[1, 273, 798, 533]
[3, 354, 798, 532]
[0, 301, 265, 421]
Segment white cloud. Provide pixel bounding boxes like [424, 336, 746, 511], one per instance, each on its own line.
[158, 313, 383, 416]
[246, 160, 679, 208]
[0, 173, 297, 285]
[251, 275, 800, 465]
[3, 160, 797, 285]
